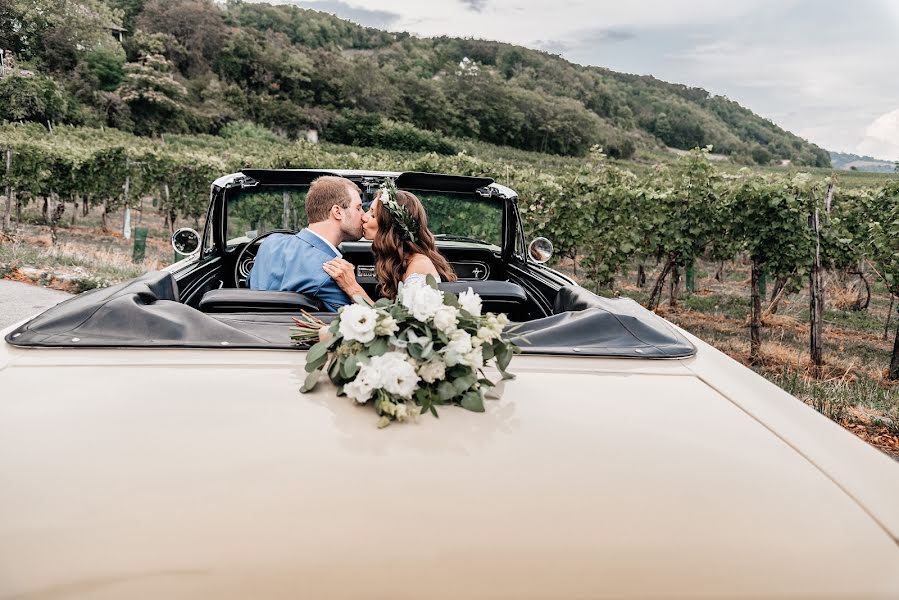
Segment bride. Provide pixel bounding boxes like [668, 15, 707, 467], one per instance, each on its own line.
[322, 186, 457, 303]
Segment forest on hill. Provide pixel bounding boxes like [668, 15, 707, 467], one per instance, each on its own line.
[0, 0, 830, 166]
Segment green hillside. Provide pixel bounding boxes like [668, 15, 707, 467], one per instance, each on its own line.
[830, 151, 896, 172]
[0, 0, 829, 166]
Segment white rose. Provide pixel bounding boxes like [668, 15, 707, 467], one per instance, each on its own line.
[370, 351, 420, 399]
[443, 330, 473, 366]
[463, 345, 484, 371]
[418, 357, 446, 383]
[458, 288, 482, 317]
[400, 283, 445, 322]
[477, 326, 498, 342]
[338, 304, 378, 343]
[375, 313, 399, 336]
[432, 305, 459, 334]
[484, 313, 508, 338]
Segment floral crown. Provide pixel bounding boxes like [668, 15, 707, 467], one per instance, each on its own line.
[378, 178, 420, 243]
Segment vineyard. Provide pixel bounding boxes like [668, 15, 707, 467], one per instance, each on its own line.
[1, 122, 899, 454]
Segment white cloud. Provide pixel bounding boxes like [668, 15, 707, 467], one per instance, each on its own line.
[857, 109, 899, 161]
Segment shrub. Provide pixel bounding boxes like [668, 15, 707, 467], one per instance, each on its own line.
[0, 73, 76, 124]
[220, 120, 283, 143]
[326, 112, 457, 155]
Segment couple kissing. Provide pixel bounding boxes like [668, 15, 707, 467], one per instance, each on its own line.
[249, 175, 456, 310]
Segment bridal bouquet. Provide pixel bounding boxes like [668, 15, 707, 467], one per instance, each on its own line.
[293, 276, 519, 427]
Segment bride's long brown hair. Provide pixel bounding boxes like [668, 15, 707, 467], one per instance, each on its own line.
[372, 190, 456, 299]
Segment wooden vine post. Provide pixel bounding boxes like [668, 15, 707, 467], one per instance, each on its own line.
[685, 262, 695, 294]
[809, 182, 833, 376]
[122, 166, 131, 240]
[890, 300, 899, 380]
[3, 146, 11, 231]
[282, 190, 291, 229]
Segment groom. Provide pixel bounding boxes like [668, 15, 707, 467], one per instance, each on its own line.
[249, 176, 367, 311]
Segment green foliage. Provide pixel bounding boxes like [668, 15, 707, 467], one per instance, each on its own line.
[326, 113, 457, 155]
[117, 53, 188, 135]
[0, 0, 124, 71]
[219, 120, 283, 144]
[0, 74, 76, 124]
[729, 172, 814, 278]
[868, 181, 899, 295]
[83, 48, 126, 92]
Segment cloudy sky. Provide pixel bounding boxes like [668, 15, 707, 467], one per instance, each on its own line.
[286, 0, 899, 160]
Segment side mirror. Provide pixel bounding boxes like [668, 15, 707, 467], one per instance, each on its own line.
[528, 237, 553, 264]
[172, 228, 201, 256]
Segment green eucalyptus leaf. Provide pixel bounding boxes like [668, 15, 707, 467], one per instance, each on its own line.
[300, 369, 322, 393]
[438, 381, 456, 401]
[369, 336, 388, 356]
[460, 391, 485, 412]
[305, 340, 330, 372]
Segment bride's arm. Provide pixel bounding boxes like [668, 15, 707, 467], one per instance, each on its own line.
[322, 258, 375, 305]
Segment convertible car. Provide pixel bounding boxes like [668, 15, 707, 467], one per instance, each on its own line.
[2, 169, 899, 599]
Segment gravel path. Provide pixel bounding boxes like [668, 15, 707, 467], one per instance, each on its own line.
[0, 281, 72, 329]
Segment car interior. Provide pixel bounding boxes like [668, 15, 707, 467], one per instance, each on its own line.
[174, 173, 562, 323]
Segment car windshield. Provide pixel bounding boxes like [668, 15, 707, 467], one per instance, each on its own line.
[225, 186, 502, 247]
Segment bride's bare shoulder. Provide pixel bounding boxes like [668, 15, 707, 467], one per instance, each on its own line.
[405, 253, 437, 274]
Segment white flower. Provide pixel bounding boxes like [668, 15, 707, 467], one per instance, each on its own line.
[443, 330, 473, 366]
[480, 313, 508, 340]
[400, 282, 445, 322]
[463, 346, 484, 371]
[369, 351, 420, 399]
[375, 313, 399, 336]
[338, 304, 377, 343]
[432, 305, 459, 334]
[395, 403, 408, 420]
[458, 288, 482, 317]
[418, 357, 447, 383]
[477, 326, 498, 342]
[345, 364, 378, 404]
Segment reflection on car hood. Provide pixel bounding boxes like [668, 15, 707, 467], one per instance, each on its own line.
[1, 344, 898, 598]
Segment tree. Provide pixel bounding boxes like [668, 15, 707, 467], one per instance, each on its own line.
[0, 73, 74, 124]
[136, 0, 226, 75]
[117, 53, 188, 135]
[0, 0, 123, 72]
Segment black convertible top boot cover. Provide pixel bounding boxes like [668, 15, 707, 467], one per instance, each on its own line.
[4, 271, 286, 348]
[6, 275, 694, 358]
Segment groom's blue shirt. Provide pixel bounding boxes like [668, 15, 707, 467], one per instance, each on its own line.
[248, 228, 351, 312]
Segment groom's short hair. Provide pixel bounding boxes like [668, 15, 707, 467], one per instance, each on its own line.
[306, 176, 358, 223]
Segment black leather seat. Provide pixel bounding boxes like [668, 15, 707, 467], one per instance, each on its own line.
[199, 289, 325, 313]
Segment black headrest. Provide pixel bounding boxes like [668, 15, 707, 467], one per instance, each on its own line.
[437, 281, 527, 303]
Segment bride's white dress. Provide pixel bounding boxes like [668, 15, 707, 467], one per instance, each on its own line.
[403, 273, 441, 287]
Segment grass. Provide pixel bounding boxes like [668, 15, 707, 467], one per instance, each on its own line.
[0, 206, 173, 293]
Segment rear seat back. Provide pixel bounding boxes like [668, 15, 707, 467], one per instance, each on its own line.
[199, 289, 324, 313]
[438, 281, 528, 320]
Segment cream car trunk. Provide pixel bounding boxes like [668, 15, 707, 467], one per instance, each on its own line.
[1, 339, 899, 599]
